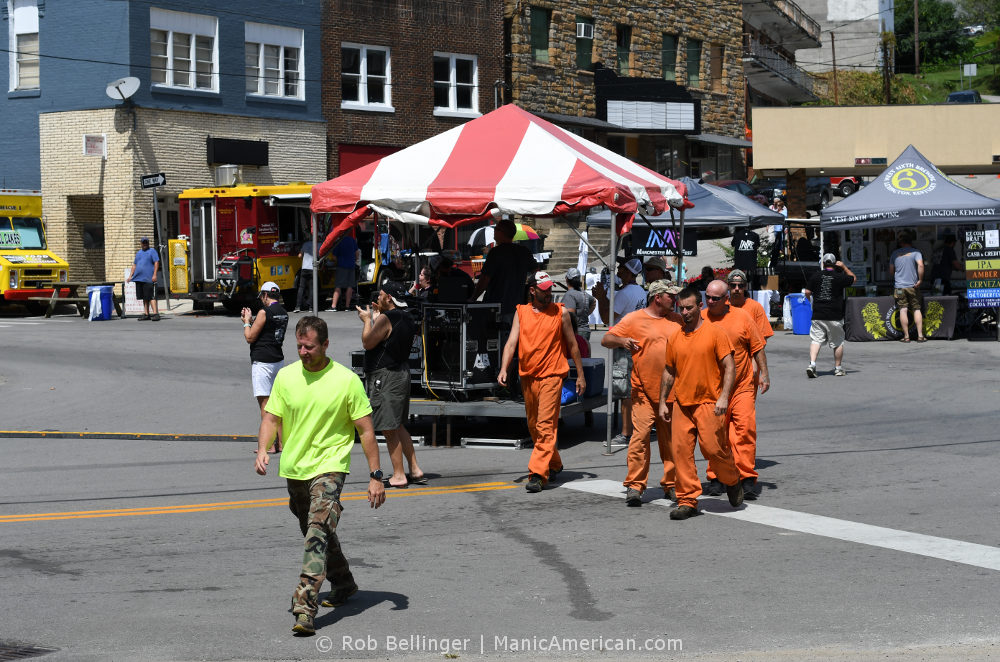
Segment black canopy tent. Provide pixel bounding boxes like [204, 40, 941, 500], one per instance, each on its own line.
[820, 145, 1000, 230]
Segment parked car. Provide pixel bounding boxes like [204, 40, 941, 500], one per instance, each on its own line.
[830, 176, 862, 196]
[751, 176, 831, 212]
[963, 24, 985, 36]
[706, 179, 769, 206]
[946, 89, 982, 104]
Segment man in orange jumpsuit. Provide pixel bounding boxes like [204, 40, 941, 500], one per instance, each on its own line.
[658, 287, 743, 520]
[499, 271, 586, 493]
[602, 280, 682, 507]
[725, 269, 774, 345]
[701, 280, 769, 500]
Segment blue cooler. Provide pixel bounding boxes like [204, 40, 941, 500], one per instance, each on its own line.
[87, 285, 114, 321]
[566, 357, 605, 398]
[787, 293, 812, 335]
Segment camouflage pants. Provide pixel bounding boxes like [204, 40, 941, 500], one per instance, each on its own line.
[287, 473, 356, 617]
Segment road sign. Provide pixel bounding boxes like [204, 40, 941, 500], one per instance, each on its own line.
[140, 173, 166, 189]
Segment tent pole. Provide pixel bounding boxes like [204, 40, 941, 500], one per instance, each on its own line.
[604, 218, 617, 456]
[311, 212, 318, 315]
[677, 208, 685, 282]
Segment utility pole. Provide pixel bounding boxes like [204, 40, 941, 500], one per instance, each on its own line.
[913, 0, 920, 76]
[831, 32, 840, 104]
[881, 34, 893, 104]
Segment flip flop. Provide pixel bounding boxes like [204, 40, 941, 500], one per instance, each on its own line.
[385, 475, 409, 489]
[916, 337, 927, 343]
[407, 474, 429, 485]
[900, 337, 911, 343]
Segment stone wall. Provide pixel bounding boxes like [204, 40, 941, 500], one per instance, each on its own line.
[40, 108, 325, 280]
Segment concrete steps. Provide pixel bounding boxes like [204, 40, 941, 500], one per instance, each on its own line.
[543, 224, 611, 276]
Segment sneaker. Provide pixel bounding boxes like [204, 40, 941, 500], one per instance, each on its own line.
[150, 314, 161, 321]
[705, 478, 725, 496]
[625, 488, 642, 507]
[525, 474, 543, 493]
[321, 583, 358, 608]
[669, 505, 700, 520]
[292, 613, 315, 635]
[742, 477, 758, 501]
[726, 480, 745, 508]
[662, 487, 677, 502]
[806, 364, 817, 378]
[137, 315, 150, 321]
[834, 366, 845, 376]
[610, 434, 629, 446]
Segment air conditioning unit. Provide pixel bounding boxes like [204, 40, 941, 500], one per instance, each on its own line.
[576, 22, 594, 39]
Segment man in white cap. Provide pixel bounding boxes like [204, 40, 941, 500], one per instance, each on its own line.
[560, 267, 596, 347]
[499, 271, 585, 493]
[593, 257, 647, 445]
[242, 281, 290, 452]
[804, 253, 855, 377]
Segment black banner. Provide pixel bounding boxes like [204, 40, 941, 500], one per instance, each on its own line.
[632, 226, 698, 257]
[844, 296, 958, 341]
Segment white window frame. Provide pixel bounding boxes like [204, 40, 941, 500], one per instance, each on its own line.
[149, 7, 218, 92]
[8, 0, 39, 91]
[432, 52, 479, 119]
[340, 42, 393, 113]
[244, 22, 304, 100]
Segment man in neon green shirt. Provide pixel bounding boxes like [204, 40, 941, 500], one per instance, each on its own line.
[255, 316, 385, 636]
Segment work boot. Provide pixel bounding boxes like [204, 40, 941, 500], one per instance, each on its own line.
[625, 488, 642, 507]
[742, 477, 758, 500]
[292, 613, 315, 636]
[726, 480, 745, 508]
[662, 487, 677, 502]
[669, 505, 700, 520]
[705, 478, 725, 496]
[525, 474, 543, 493]
[321, 583, 358, 608]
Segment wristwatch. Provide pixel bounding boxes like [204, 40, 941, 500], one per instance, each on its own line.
[369, 469, 383, 480]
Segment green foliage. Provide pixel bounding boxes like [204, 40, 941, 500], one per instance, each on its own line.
[810, 71, 919, 105]
[957, 0, 1000, 29]
[895, 0, 975, 71]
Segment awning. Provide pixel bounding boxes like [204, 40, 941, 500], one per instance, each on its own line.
[685, 133, 753, 148]
[535, 112, 621, 131]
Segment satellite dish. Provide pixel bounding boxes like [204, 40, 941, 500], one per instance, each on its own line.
[106, 77, 140, 101]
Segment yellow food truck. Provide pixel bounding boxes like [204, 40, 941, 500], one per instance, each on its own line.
[0, 189, 69, 313]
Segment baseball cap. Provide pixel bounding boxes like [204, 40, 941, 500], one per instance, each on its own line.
[259, 281, 280, 295]
[380, 281, 408, 307]
[624, 258, 643, 275]
[533, 271, 554, 290]
[643, 256, 667, 272]
[140, 236, 150, 243]
[727, 269, 747, 283]
[823, 253, 837, 265]
[565, 267, 581, 281]
[647, 279, 681, 297]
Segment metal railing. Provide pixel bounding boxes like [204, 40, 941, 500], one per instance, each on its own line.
[765, 0, 821, 42]
[743, 35, 815, 95]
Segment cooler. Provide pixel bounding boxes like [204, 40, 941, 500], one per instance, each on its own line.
[566, 357, 605, 398]
[87, 286, 114, 321]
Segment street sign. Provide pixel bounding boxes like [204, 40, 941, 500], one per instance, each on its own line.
[140, 173, 166, 189]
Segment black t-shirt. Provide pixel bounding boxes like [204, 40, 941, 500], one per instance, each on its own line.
[731, 229, 760, 271]
[934, 245, 957, 279]
[365, 308, 417, 372]
[806, 269, 854, 320]
[250, 302, 288, 363]
[482, 242, 535, 314]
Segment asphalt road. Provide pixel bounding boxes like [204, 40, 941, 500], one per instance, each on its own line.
[1, 307, 999, 661]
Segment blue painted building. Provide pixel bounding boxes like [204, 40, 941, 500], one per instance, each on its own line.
[2, 0, 323, 189]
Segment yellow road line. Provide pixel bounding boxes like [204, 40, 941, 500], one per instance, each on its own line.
[0, 481, 517, 524]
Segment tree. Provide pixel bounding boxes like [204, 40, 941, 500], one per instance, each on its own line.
[956, 0, 1000, 29]
[895, 0, 974, 72]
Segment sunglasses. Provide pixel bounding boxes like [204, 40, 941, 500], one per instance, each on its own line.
[729, 282, 746, 289]
[706, 294, 725, 302]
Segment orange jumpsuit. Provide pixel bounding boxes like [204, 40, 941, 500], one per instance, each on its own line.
[730, 297, 774, 344]
[664, 322, 739, 508]
[517, 302, 569, 482]
[606, 309, 682, 493]
[702, 307, 765, 482]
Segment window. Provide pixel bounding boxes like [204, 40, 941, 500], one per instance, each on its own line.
[686, 38, 702, 88]
[341, 43, 391, 110]
[575, 16, 594, 71]
[710, 44, 724, 91]
[150, 8, 217, 91]
[245, 23, 304, 99]
[433, 53, 478, 115]
[662, 34, 677, 82]
[530, 7, 550, 63]
[616, 25, 631, 75]
[9, 0, 39, 90]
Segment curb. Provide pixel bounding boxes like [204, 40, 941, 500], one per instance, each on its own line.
[0, 430, 255, 441]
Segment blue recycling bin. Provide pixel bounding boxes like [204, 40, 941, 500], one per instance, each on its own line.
[788, 293, 812, 335]
[87, 285, 114, 321]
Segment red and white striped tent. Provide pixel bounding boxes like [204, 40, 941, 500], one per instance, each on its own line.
[313, 104, 689, 253]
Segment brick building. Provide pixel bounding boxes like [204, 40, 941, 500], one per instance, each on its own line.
[321, 0, 504, 178]
[2, 0, 325, 281]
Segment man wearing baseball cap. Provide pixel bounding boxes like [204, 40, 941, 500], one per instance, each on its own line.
[803, 253, 855, 377]
[499, 271, 585, 493]
[358, 281, 426, 488]
[642, 256, 670, 284]
[242, 281, 290, 452]
[726, 269, 774, 346]
[127, 236, 160, 321]
[560, 267, 596, 349]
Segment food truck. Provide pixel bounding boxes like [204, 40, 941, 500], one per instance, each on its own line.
[0, 189, 69, 313]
